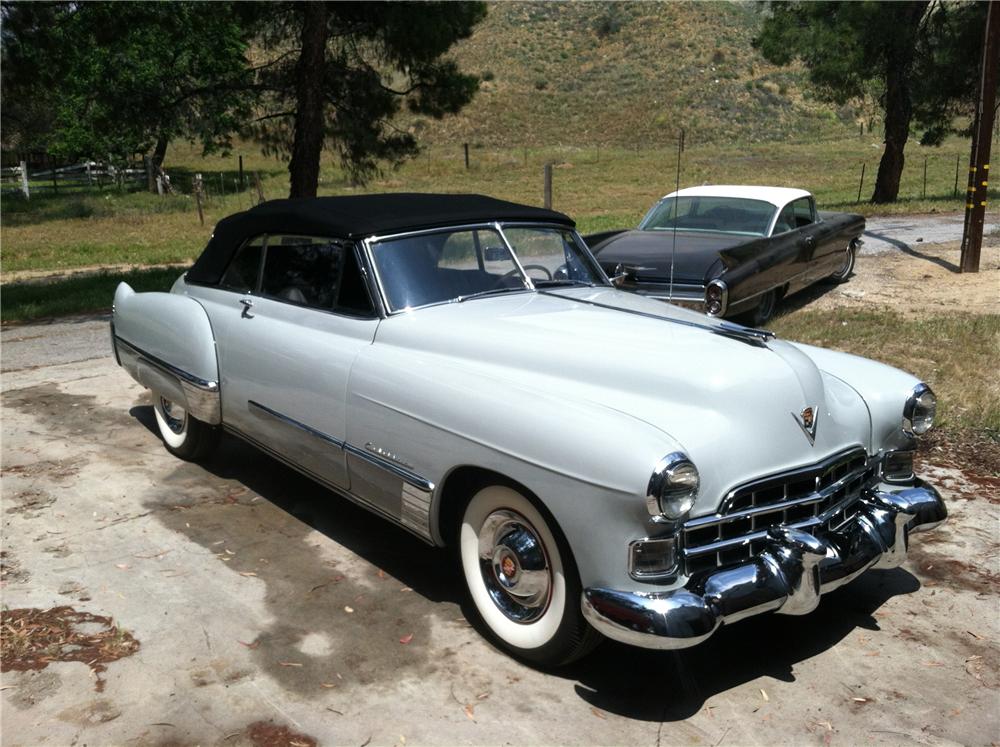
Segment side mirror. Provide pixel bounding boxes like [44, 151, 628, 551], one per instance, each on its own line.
[609, 263, 628, 288]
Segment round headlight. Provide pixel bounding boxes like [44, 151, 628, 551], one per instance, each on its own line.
[903, 383, 936, 436]
[647, 453, 700, 519]
[705, 279, 728, 317]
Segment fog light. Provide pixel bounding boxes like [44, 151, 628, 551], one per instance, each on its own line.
[883, 450, 915, 483]
[629, 537, 677, 579]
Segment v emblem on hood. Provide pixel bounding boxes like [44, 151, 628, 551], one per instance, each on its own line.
[793, 406, 818, 445]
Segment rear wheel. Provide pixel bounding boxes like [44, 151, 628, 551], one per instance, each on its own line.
[748, 288, 778, 327]
[458, 484, 600, 666]
[153, 395, 220, 461]
[828, 243, 857, 284]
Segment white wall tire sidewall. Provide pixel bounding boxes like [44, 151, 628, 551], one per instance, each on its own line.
[460, 486, 566, 651]
[153, 397, 189, 450]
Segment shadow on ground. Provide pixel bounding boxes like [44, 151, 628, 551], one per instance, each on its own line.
[129, 405, 921, 717]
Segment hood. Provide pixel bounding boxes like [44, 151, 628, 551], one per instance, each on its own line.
[375, 288, 872, 516]
[594, 229, 757, 282]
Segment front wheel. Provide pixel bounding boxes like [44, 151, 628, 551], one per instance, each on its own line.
[153, 395, 220, 461]
[458, 484, 600, 666]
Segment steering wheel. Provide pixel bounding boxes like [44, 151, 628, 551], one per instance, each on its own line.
[502, 264, 553, 281]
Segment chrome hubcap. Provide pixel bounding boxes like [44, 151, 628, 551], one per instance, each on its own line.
[159, 397, 187, 434]
[477, 509, 551, 623]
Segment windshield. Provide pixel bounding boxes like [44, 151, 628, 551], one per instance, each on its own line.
[638, 196, 777, 237]
[369, 225, 606, 312]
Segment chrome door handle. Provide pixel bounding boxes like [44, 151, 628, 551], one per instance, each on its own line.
[239, 297, 255, 318]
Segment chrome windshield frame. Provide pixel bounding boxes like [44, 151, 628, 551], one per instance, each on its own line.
[360, 221, 608, 316]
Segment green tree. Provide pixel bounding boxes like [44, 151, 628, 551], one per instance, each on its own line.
[246, 1, 487, 197]
[754, 1, 988, 204]
[1, 2, 253, 169]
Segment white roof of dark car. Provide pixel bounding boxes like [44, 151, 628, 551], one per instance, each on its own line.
[663, 185, 811, 208]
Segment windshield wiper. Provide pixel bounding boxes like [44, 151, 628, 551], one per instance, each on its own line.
[532, 279, 596, 288]
[454, 286, 530, 303]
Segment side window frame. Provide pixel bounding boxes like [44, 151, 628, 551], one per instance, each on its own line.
[251, 233, 379, 320]
[218, 234, 268, 294]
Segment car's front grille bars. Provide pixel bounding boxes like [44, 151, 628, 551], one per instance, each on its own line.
[682, 448, 878, 576]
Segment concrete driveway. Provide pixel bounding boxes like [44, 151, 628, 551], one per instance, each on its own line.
[2, 316, 997, 746]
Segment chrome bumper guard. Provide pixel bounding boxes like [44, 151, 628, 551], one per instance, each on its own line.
[582, 484, 946, 650]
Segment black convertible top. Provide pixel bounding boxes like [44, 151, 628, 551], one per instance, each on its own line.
[187, 193, 574, 285]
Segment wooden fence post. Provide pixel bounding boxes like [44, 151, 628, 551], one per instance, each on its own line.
[253, 172, 265, 204]
[145, 155, 155, 193]
[19, 160, 29, 199]
[194, 173, 204, 226]
[856, 162, 866, 203]
[238, 155, 245, 191]
[464, 143, 470, 169]
[543, 163, 553, 209]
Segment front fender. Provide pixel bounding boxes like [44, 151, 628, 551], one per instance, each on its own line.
[790, 342, 919, 453]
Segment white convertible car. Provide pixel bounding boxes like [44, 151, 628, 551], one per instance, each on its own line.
[112, 193, 945, 665]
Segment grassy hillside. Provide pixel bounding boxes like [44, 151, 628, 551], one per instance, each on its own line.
[405, 1, 857, 148]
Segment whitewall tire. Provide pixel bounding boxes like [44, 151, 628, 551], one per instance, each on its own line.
[153, 395, 220, 461]
[459, 484, 600, 665]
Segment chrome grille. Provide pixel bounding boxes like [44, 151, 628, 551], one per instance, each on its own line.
[682, 449, 878, 576]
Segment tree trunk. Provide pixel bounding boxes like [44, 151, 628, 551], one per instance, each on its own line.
[871, 2, 929, 204]
[288, 2, 328, 199]
[151, 134, 169, 171]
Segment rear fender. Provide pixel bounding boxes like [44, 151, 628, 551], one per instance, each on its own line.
[112, 282, 221, 424]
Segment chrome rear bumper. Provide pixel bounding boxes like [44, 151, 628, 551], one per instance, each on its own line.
[581, 484, 946, 650]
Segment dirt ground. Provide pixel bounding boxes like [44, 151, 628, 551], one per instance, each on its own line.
[1, 227, 998, 746]
[808, 241, 999, 317]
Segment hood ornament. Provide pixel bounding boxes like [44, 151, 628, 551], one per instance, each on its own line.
[793, 406, 818, 445]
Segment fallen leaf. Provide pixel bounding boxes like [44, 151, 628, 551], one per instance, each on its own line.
[476, 692, 490, 700]
[344, 606, 354, 613]
[590, 706, 607, 720]
[115, 563, 130, 570]
[237, 639, 260, 650]
[378, 569, 386, 579]
[760, 688, 769, 702]
[239, 571, 257, 578]
[321, 682, 337, 689]
[399, 633, 413, 644]
[852, 697, 868, 703]
[463, 704, 475, 721]
[279, 661, 303, 667]
[225, 549, 235, 556]
[400, 587, 413, 592]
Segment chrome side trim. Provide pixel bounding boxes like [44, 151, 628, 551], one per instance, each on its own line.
[115, 336, 220, 424]
[222, 424, 436, 546]
[115, 337, 218, 392]
[401, 482, 434, 540]
[344, 443, 434, 493]
[245, 400, 434, 494]
[247, 400, 345, 448]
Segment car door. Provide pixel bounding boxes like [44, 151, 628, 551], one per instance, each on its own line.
[790, 197, 840, 285]
[194, 234, 379, 490]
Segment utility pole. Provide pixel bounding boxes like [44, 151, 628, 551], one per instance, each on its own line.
[960, 0, 999, 273]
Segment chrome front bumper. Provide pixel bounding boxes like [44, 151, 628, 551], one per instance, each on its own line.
[581, 485, 946, 650]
